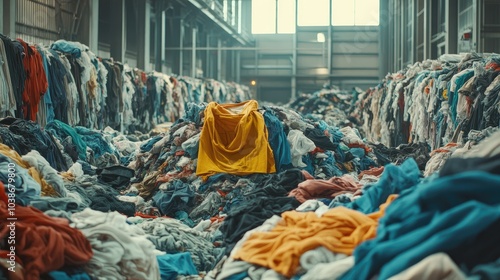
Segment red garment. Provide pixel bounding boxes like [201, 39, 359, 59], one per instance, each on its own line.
[0, 187, 92, 280]
[289, 175, 361, 203]
[17, 39, 48, 121]
[358, 166, 385, 179]
[347, 143, 372, 154]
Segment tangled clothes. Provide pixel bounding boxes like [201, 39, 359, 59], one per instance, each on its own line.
[0, 186, 93, 280]
[233, 196, 396, 277]
[341, 171, 500, 279]
[71, 208, 160, 280]
[0, 35, 252, 133]
[354, 53, 500, 150]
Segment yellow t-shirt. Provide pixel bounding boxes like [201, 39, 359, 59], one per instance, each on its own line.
[196, 100, 276, 180]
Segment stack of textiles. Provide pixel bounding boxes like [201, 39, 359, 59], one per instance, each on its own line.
[352, 52, 500, 149]
[0, 34, 252, 133]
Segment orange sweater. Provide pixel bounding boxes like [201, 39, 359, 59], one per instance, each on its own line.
[18, 39, 48, 121]
[196, 100, 276, 180]
[234, 195, 398, 277]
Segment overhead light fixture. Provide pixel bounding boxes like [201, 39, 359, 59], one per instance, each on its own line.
[250, 80, 256, 86]
[317, 33, 325, 43]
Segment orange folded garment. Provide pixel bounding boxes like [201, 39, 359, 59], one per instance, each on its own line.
[234, 195, 397, 277]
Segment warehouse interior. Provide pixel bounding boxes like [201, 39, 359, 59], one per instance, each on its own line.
[1, 0, 500, 279]
[4, 0, 499, 102]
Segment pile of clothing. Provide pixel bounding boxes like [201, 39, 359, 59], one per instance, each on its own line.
[2, 49, 500, 279]
[206, 129, 500, 280]
[353, 53, 500, 149]
[288, 86, 362, 128]
[0, 35, 252, 133]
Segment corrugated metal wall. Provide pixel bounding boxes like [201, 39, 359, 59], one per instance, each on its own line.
[16, 0, 75, 45]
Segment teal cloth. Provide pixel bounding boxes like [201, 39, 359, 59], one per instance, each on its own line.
[46, 120, 87, 160]
[157, 252, 198, 279]
[340, 158, 420, 213]
[341, 171, 500, 280]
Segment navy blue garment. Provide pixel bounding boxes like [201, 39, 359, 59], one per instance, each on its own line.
[264, 110, 292, 172]
[304, 127, 338, 151]
[332, 158, 420, 213]
[140, 135, 163, 153]
[0, 118, 68, 171]
[153, 180, 195, 216]
[340, 171, 500, 280]
[157, 253, 198, 280]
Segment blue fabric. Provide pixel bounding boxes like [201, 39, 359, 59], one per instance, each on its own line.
[225, 271, 248, 280]
[48, 270, 91, 280]
[175, 210, 195, 227]
[349, 148, 365, 159]
[153, 180, 195, 216]
[75, 126, 115, 159]
[317, 150, 343, 178]
[157, 252, 198, 280]
[264, 111, 292, 172]
[0, 154, 41, 206]
[38, 47, 55, 123]
[333, 158, 420, 213]
[301, 154, 315, 175]
[50, 40, 82, 58]
[341, 171, 500, 280]
[469, 257, 500, 280]
[184, 103, 206, 126]
[140, 135, 163, 153]
[46, 120, 87, 161]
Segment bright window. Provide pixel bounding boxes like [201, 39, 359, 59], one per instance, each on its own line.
[332, 0, 355, 25]
[297, 0, 330, 26]
[251, 0, 277, 34]
[332, 0, 380, 26]
[354, 0, 380, 25]
[277, 0, 296, 33]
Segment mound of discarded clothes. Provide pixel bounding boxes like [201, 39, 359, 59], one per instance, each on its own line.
[1, 91, 499, 280]
[288, 86, 363, 128]
[352, 52, 500, 150]
[0, 35, 252, 134]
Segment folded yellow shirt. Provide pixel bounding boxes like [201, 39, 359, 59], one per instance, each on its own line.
[196, 100, 276, 180]
[234, 195, 398, 277]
